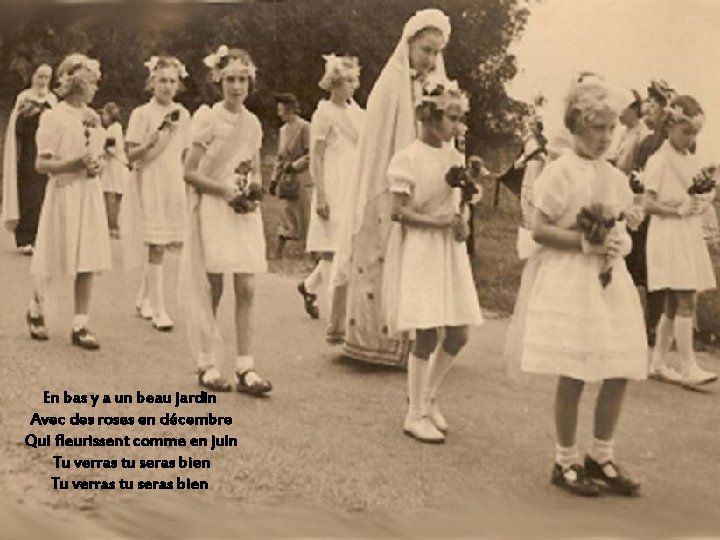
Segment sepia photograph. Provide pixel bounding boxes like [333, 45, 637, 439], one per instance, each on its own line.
[0, 0, 719, 537]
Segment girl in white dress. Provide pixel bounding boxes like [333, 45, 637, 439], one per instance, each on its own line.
[505, 77, 646, 497]
[299, 54, 365, 342]
[126, 56, 191, 331]
[99, 102, 128, 238]
[180, 46, 272, 396]
[382, 77, 482, 444]
[644, 95, 717, 387]
[25, 53, 110, 350]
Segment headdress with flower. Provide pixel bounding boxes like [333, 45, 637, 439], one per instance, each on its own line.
[318, 54, 361, 91]
[667, 101, 705, 131]
[647, 79, 676, 106]
[144, 55, 188, 79]
[56, 53, 101, 97]
[203, 45, 257, 83]
[564, 73, 627, 130]
[416, 74, 469, 114]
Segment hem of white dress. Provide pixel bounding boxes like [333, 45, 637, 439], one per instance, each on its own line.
[395, 316, 484, 332]
[520, 365, 648, 382]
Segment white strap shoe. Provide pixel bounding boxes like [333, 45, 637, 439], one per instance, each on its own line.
[681, 363, 718, 387]
[152, 312, 174, 332]
[136, 299, 153, 320]
[649, 364, 683, 384]
[403, 413, 445, 444]
[426, 398, 448, 433]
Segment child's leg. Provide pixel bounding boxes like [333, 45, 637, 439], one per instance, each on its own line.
[197, 273, 228, 389]
[233, 273, 272, 395]
[586, 377, 640, 495]
[147, 244, 171, 328]
[103, 192, 113, 229]
[207, 273, 224, 315]
[423, 325, 469, 431]
[135, 249, 151, 316]
[555, 376, 585, 463]
[109, 193, 121, 232]
[650, 291, 681, 380]
[71, 272, 100, 349]
[675, 291, 717, 384]
[404, 328, 443, 442]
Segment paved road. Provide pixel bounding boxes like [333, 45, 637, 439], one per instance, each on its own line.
[1, 232, 719, 537]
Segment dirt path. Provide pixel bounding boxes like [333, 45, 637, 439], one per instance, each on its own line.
[1, 233, 719, 537]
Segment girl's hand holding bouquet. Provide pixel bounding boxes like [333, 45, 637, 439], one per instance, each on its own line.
[576, 203, 628, 288]
[227, 160, 264, 214]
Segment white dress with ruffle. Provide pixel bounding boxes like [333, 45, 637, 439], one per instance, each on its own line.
[306, 100, 365, 253]
[382, 140, 483, 333]
[507, 151, 647, 382]
[191, 103, 267, 274]
[645, 141, 716, 292]
[126, 99, 190, 245]
[30, 102, 112, 277]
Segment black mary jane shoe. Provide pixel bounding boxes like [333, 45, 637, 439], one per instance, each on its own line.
[297, 282, 320, 319]
[551, 463, 601, 497]
[26, 310, 48, 341]
[584, 455, 641, 497]
[71, 327, 100, 350]
[236, 370, 273, 397]
[197, 369, 232, 393]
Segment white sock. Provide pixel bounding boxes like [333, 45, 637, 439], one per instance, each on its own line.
[136, 259, 149, 306]
[29, 298, 43, 317]
[303, 262, 323, 295]
[675, 316, 698, 374]
[198, 351, 215, 371]
[236, 355, 261, 384]
[72, 314, 89, 331]
[652, 314, 674, 368]
[555, 444, 579, 468]
[425, 346, 456, 401]
[589, 437, 614, 464]
[148, 262, 166, 317]
[407, 353, 431, 419]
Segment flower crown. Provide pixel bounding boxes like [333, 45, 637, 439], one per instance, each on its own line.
[60, 54, 101, 83]
[667, 103, 705, 130]
[648, 79, 676, 104]
[144, 56, 188, 79]
[203, 45, 257, 83]
[319, 54, 361, 90]
[416, 75, 469, 114]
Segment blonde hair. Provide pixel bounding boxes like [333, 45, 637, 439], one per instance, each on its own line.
[563, 77, 622, 134]
[144, 56, 186, 93]
[318, 55, 360, 91]
[55, 53, 101, 98]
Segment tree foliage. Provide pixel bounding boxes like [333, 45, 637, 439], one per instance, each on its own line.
[0, 0, 533, 153]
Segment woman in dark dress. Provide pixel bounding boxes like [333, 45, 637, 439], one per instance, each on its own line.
[2, 64, 57, 254]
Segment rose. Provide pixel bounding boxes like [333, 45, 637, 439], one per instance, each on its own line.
[576, 203, 623, 287]
[446, 165, 479, 210]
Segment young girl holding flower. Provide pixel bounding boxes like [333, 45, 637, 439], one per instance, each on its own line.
[99, 102, 127, 238]
[125, 56, 191, 330]
[506, 77, 646, 496]
[180, 46, 272, 396]
[26, 53, 110, 349]
[644, 95, 718, 387]
[382, 77, 482, 443]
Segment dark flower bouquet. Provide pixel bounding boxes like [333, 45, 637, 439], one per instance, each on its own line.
[688, 165, 717, 195]
[446, 165, 480, 211]
[82, 109, 101, 178]
[104, 136, 131, 170]
[159, 109, 181, 132]
[228, 160, 264, 214]
[628, 170, 644, 195]
[576, 203, 624, 288]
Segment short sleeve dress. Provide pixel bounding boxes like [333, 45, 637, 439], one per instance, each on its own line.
[306, 99, 365, 253]
[30, 102, 112, 278]
[645, 140, 716, 292]
[126, 99, 190, 245]
[100, 121, 128, 195]
[509, 151, 647, 382]
[191, 102, 267, 274]
[381, 140, 483, 334]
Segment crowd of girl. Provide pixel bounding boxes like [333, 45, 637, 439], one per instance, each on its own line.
[3, 7, 717, 499]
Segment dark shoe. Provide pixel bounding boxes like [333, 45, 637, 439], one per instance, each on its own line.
[71, 327, 100, 350]
[236, 370, 273, 397]
[584, 455, 640, 497]
[297, 282, 320, 319]
[197, 369, 232, 392]
[551, 463, 601, 497]
[26, 310, 48, 340]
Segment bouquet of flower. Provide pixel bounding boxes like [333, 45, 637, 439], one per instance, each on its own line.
[158, 109, 181, 132]
[576, 203, 623, 288]
[628, 170, 645, 194]
[228, 160, 264, 214]
[446, 164, 481, 211]
[688, 164, 717, 195]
